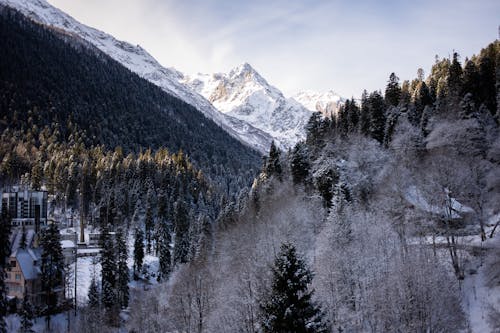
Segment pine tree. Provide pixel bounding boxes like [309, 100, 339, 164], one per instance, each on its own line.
[40, 223, 64, 331]
[0, 213, 11, 333]
[447, 52, 463, 103]
[19, 297, 34, 333]
[99, 225, 116, 309]
[133, 227, 144, 279]
[157, 218, 172, 282]
[87, 276, 100, 309]
[144, 203, 154, 254]
[30, 159, 43, 191]
[462, 59, 480, 100]
[174, 200, 190, 264]
[290, 142, 310, 185]
[260, 243, 329, 333]
[368, 91, 386, 143]
[385, 72, 401, 107]
[346, 98, 360, 133]
[305, 112, 323, 147]
[316, 169, 339, 208]
[336, 102, 350, 136]
[359, 90, 371, 136]
[116, 229, 129, 309]
[265, 141, 282, 180]
[399, 80, 411, 106]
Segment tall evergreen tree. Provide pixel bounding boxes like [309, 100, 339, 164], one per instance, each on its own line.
[305, 112, 323, 147]
[144, 203, 154, 254]
[115, 229, 129, 309]
[174, 200, 190, 264]
[99, 225, 116, 310]
[290, 142, 310, 185]
[346, 98, 360, 133]
[359, 90, 371, 136]
[87, 276, 100, 309]
[260, 243, 328, 333]
[19, 297, 34, 333]
[447, 52, 463, 103]
[265, 141, 282, 180]
[0, 213, 11, 333]
[40, 223, 64, 331]
[462, 59, 480, 100]
[157, 218, 172, 282]
[133, 227, 144, 279]
[385, 72, 401, 106]
[368, 91, 386, 143]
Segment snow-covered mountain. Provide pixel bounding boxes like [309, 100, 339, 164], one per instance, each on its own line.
[292, 90, 345, 117]
[182, 63, 313, 150]
[1, 0, 273, 153]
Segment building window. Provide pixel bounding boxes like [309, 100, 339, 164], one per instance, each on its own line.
[15, 274, 21, 280]
[10, 261, 16, 267]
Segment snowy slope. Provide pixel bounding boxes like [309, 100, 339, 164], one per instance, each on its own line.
[1, 0, 273, 153]
[292, 90, 345, 117]
[183, 63, 313, 150]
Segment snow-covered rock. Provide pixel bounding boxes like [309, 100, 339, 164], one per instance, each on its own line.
[292, 90, 344, 117]
[182, 63, 314, 150]
[0, 0, 273, 153]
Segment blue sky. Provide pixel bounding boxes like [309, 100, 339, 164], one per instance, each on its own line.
[48, 0, 499, 98]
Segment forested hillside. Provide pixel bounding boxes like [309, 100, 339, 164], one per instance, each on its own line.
[0, 6, 261, 195]
[123, 41, 500, 332]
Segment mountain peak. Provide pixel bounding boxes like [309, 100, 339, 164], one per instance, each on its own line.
[229, 62, 260, 78]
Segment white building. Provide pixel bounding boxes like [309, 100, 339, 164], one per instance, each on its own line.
[1, 186, 48, 232]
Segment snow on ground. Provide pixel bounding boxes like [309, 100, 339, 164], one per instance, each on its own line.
[462, 232, 500, 333]
[5, 313, 69, 333]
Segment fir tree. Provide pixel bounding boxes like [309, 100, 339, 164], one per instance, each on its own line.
[116, 229, 129, 309]
[385, 72, 401, 106]
[316, 169, 339, 208]
[462, 59, 480, 100]
[133, 227, 144, 279]
[359, 90, 371, 136]
[0, 213, 11, 333]
[30, 160, 43, 191]
[290, 142, 310, 185]
[19, 297, 34, 333]
[346, 98, 360, 133]
[40, 223, 64, 331]
[260, 243, 329, 333]
[174, 200, 190, 264]
[399, 80, 412, 106]
[305, 112, 323, 147]
[368, 91, 386, 143]
[265, 141, 282, 180]
[99, 225, 116, 309]
[144, 203, 154, 254]
[87, 276, 100, 309]
[157, 218, 172, 282]
[447, 52, 463, 103]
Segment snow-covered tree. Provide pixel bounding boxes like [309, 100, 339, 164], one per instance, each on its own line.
[18, 297, 34, 333]
[133, 227, 144, 279]
[260, 243, 328, 333]
[40, 223, 64, 331]
[116, 229, 129, 308]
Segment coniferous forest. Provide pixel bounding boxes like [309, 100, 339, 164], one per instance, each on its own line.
[1, 1, 500, 333]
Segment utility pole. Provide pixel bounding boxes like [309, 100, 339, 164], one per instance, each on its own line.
[74, 231, 77, 316]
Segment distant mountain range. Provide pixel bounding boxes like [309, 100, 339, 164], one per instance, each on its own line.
[1, 0, 344, 151]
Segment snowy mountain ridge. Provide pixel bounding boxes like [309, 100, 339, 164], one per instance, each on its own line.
[1, 0, 273, 153]
[292, 90, 345, 117]
[182, 63, 315, 150]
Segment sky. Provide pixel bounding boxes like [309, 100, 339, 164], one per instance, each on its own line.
[47, 0, 499, 98]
